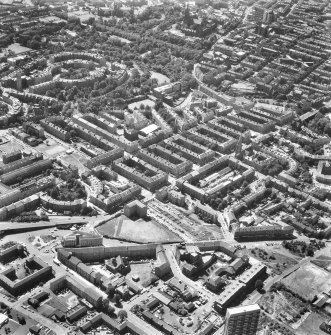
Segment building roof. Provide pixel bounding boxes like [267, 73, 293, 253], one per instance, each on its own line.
[226, 303, 260, 316]
[140, 124, 159, 136]
[153, 291, 172, 306]
[0, 313, 8, 325]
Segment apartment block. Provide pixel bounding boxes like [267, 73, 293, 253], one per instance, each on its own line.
[113, 157, 168, 191]
[0, 159, 52, 185]
[164, 135, 215, 165]
[224, 304, 261, 335]
[71, 114, 138, 153]
[61, 232, 103, 248]
[85, 148, 124, 169]
[137, 144, 192, 177]
[0, 256, 52, 295]
[89, 184, 141, 213]
[0, 153, 42, 175]
[235, 224, 294, 241]
[40, 117, 70, 141]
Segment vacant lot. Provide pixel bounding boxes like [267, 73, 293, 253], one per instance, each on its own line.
[128, 262, 155, 287]
[244, 247, 298, 275]
[0, 319, 20, 335]
[259, 290, 309, 329]
[97, 215, 182, 243]
[257, 312, 294, 335]
[61, 153, 89, 172]
[282, 263, 331, 301]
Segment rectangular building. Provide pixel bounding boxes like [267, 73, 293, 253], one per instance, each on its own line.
[224, 304, 260, 335]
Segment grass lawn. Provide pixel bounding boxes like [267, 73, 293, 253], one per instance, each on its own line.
[97, 215, 182, 243]
[127, 98, 155, 110]
[96, 216, 118, 236]
[150, 71, 170, 85]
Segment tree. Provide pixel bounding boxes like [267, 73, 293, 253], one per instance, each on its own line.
[255, 279, 264, 291]
[102, 299, 109, 310]
[30, 39, 41, 49]
[118, 309, 128, 322]
[107, 305, 115, 315]
[18, 316, 26, 325]
[155, 99, 163, 111]
[114, 293, 121, 305]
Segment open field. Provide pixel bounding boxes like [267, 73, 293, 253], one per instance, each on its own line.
[97, 215, 182, 243]
[282, 262, 331, 301]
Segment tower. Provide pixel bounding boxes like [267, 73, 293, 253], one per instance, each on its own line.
[263, 10, 275, 24]
[224, 304, 261, 335]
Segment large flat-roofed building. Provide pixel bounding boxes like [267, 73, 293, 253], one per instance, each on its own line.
[214, 281, 246, 313]
[61, 232, 103, 248]
[224, 304, 261, 335]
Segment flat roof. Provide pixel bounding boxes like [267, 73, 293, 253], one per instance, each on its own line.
[0, 313, 8, 324]
[227, 304, 260, 316]
[140, 124, 159, 135]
